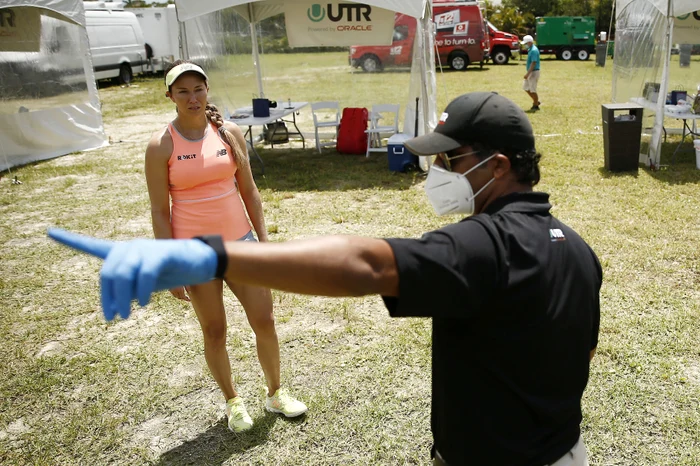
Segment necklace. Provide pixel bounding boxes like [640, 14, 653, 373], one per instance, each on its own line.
[173, 118, 208, 140]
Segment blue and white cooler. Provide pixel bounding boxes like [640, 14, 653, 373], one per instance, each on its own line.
[387, 133, 418, 172]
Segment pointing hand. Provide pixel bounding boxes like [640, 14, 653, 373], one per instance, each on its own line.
[48, 228, 218, 321]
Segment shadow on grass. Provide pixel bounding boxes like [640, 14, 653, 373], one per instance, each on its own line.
[348, 68, 412, 74]
[348, 67, 492, 74]
[95, 73, 163, 90]
[430, 66, 489, 72]
[650, 141, 700, 185]
[250, 148, 425, 192]
[490, 61, 523, 67]
[595, 140, 700, 184]
[0, 154, 74, 177]
[597, 167, 640, 179]
[154, 412, 306, 466]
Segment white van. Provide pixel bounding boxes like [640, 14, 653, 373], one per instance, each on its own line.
[84, 2, 147, 84]
[126, 5, 181, 73]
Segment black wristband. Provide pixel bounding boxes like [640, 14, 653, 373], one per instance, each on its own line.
[194, 235, 228, 279]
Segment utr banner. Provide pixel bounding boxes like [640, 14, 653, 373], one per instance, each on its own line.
[674, 11, 700, 45]
[284, 2, 395, 47]
[0, 7, 41, 52]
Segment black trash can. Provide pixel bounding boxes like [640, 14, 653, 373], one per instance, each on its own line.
[602, 103, 644, 172]
[595, 43, 607, 67]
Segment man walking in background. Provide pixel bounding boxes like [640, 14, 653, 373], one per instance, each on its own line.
[522, 34, 541, 111]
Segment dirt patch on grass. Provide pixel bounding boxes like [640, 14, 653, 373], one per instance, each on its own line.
[49, 254, 97, 276]
[104, 109, 172, 143]
[0, 417, 31, 441]
[168, 363, 205, 388]
[119, 216, 153, 236]
[685, 362, 700, 385]
[129, 387, 222, 458]
[3, 235, 47, 249]
[36, 341, 62, 358]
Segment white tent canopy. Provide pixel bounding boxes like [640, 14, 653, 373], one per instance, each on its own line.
[612, 0, 700, 168]
[173, 0, 437, 140]
[176, 0, 427, 23]
[616, 0, 698, 16]
[0, 0, 106, 172]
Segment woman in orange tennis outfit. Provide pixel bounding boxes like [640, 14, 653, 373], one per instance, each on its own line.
[145, 60, 306, 433]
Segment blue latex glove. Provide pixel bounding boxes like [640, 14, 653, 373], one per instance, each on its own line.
[47, 228, 218, 321]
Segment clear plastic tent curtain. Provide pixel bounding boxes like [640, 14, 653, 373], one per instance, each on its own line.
[176, 0, 436, 147]
[612, 0, 700, 167]
[178, 9, 261, 113]
[611, 0, 669, 167]
[0, 2, 105, 172]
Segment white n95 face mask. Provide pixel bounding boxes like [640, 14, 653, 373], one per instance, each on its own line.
[424, 154, 496, 216]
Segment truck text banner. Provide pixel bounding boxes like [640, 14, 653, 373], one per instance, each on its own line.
[285, 2, 395, 47]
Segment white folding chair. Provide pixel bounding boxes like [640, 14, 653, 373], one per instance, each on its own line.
[311, 101, 341, 153]
[366, 104, 400, 157]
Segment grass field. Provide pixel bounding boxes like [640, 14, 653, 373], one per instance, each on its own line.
[1, 52, 699, 465]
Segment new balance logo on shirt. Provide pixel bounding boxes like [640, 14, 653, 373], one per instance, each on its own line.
[549, 228, 566, 242]
[216, 148, 228, 157]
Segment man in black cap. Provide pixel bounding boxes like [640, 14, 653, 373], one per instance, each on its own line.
[50, 92, 601, 466]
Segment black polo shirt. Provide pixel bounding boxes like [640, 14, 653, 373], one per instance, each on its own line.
[383, 192, 601, 466]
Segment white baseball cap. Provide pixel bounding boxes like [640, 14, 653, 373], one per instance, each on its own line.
[165, 63, 208, 88]
[521, 35, 534, 45]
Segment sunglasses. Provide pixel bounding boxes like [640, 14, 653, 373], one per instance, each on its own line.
[437, 148, 479, 172]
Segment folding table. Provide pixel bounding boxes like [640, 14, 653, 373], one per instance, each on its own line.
[229, 102, 308, 174]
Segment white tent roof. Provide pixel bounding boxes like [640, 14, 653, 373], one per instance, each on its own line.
[175, 0, 428, 22]
[616, 0, 698, 16]
[4, 0, 85, 25]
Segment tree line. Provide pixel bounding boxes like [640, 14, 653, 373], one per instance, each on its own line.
[485, 0, 614, 37]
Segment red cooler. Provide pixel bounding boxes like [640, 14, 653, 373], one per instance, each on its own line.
[387, 134, 418, 172]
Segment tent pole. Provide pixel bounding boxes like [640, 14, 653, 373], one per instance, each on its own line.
[248, 3, 265, 98]
[179, 21, 189, 60]
[606, 1, 614, 58]
[174, 4, 189, 60]
[417, 0, 436, 172]
[652, 0, 674, 168]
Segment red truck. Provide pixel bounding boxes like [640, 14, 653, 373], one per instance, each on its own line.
[485, 20, 521, 65]
[349, 1, 489, 72]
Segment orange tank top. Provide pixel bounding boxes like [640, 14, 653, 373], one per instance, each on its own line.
[167, 122, 250, 241]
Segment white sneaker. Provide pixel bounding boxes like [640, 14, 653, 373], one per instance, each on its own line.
[226, 396, 253, 432]
[265, 388, 308, 417]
